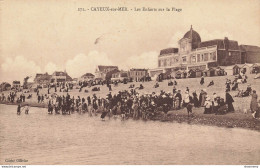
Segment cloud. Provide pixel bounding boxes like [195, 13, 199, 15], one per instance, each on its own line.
[167, 31, 183, 47]
[199, 29, 234, 41]
[65, 51, 113, 78]
[0, 56, 41, 83]
[0, 51, 114, 83]
[44, 62, 61, 75]
[120, 51, 159, 70]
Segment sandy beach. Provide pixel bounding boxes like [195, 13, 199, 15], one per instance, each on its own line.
[1, 74, 260, 131]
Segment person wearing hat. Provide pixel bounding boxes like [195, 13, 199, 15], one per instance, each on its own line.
[183, 91, 190, 107]
[175, 90, 182, 109]
[172, 86, 177, 94]
[226, 82, 231, 92]
[216, 98, 228, 115]
[174, 80, 177, 85]
[225, 89, 234, 112]
[250, 90, 258, 114]
[252, 100, 260, 119]
[192, 91, 199, 108]
[213, 93, 221, 113]
[17, 104, 21, 115]
[199, 89, 207, 107]
[204, 96, 212, 114]
[200, 76, 204, 85]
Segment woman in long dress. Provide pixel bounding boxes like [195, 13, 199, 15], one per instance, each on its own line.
[200, 89, 207, 107]
[225, 90, 234, 112]
[250, 90, 258, 113]
[192, 92, 199, 107]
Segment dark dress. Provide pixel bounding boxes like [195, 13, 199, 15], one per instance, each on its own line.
[193, 93, 199, 107]
[226, 93, 234, 112]
[200, 77, 204, 85]
[17, 105, 21, 114]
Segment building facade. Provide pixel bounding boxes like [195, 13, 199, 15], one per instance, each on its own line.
[95, 65, 119, 80]
[240, 45, 260, 63]
[111, 71, 128, 80]
[12, 81, 21, 89]
[79, 73, 95, 82]
[150, 25, 255, 77]
[34, 73, 52, 85]
[51, 71, 72, 83]
[128, 69, 148, 82]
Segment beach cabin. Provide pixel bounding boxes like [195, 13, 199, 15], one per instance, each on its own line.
[240, 63, 253, 74]
[188, 69, 196, 78]
[208, 67, 216, 77]
[215, 67, 225, 76]
[233, 64, 242, 75]
[195, 69, 203, 78]
[157, 73, 163, 82]
[252, 63, 260, 74]
[203, 69, 209, 77]
[162, 70, 172, 80]
[222, 66, 234, 76]
[175, 70, 183, 79]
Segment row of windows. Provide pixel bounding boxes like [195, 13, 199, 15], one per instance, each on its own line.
[129, 72, 146, 76]
[193, 51, 217, 63]
[158, 51, 217, 67]
[158, 57, 179, 67]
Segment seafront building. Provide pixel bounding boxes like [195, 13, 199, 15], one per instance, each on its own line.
[149, 25, 260, 77]
[34, 73, 52, 85]
[79, 73, 95, 82]
[51, 71, 72, 83]
[128, 69, 148, 82]
[111, 71, 128, 81]
[12, 81, 21, 89]
[95, 65, 119, 80]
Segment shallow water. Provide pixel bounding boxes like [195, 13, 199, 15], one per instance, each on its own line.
[0, 104, 259, 165]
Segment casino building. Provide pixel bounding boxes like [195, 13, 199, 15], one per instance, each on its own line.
[149, 25, 246, 77]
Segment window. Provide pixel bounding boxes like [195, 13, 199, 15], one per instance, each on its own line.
[212, 51, 216, 60]
[197, 54, 200, 62]
[167, 58, 171, 66]
[209, 53, 213, 60]
[229, 52, 232, 56]
[171, 58, 174, 65]
[204, 53, 208, 61]
[182, 56, 187, 62]
[201, 54, 204, 61]
[164, 60, 167, 67]
[192, 55, 196, 62]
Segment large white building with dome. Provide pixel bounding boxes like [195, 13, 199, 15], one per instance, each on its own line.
[149, 25, 242, 77]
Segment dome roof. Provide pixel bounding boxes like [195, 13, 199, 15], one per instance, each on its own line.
[183, 25, 201, 49]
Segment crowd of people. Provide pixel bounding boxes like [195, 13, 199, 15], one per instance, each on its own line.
[0, 76, 259, 120]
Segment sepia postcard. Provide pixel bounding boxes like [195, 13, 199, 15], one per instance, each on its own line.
[0, 0, 260, 167]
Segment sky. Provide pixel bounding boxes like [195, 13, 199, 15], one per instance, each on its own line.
[0, 0, 259, 83]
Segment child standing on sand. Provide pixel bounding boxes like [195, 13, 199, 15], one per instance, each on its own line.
[186, 95, 193, 117]
[17, 104, 21, 115]
[24, 104, 30, 114]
